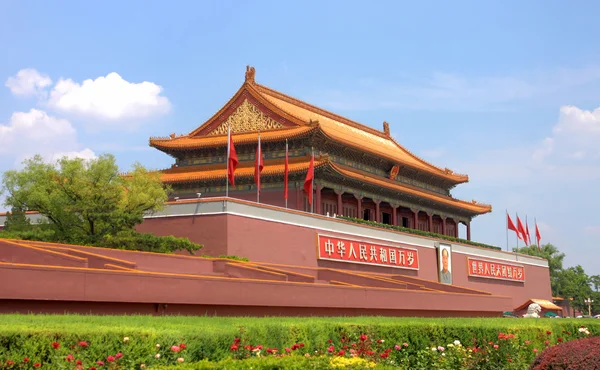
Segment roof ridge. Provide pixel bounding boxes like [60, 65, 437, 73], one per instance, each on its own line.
[254, 83, 388, 139]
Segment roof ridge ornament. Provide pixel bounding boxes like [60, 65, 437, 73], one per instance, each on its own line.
[383, 121, 390, 137]
[245, 65, 256, 84]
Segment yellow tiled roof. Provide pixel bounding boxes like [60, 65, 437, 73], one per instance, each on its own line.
[254, 84, 468, 183]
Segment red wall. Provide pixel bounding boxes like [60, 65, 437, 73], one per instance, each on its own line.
[137, 212, 551, 309]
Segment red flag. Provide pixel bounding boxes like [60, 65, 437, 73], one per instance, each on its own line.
[526, 221, 531, 246]
[303, 153, 314, 205]
[535, 221, 542, 250]
[517, 215, 527, 244]
[507, 213, 522, 240]
[254, 135, 263, 192]
[227, 133, 238, 186]
[284, 140, 289, 201]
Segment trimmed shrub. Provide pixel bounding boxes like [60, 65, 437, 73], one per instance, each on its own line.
[338, 216, 501, 250]
[530, 336, 600, 370]
[99, 231, 202, 254]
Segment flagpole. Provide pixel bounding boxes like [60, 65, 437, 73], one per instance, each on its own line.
[257, 133, 260, 204]
[506, 209, 509, 252]
[515, 213, 519, 254]
[226, 123, 230, 198]
[311, 147, 314, 214]
[285, 139, 288, 209]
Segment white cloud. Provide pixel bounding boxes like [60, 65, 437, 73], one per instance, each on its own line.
[5, 69, 52, 97]
[48, 72, 171, 121]
[0, 109, 94, 165]
[49, 148, 97, 162]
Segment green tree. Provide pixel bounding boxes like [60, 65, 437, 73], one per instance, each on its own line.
[515, 243, 565, 296]
[590, 275, 600, 293]
[2, 206, 31, 231]
[1, 154, 170, 243]
[553, 265, 593, 313]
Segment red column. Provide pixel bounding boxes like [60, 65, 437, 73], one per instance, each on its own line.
[454, 219, 458, 237]
[411, 209, 419, 230]
[428, 213, 433, 232]
[375, 200, 381, 223]
[336, 190, 344, 216]
[392, 205, 398, 226]
[356, 195, 362, 219]
[315, 184, 322, 214]
[441, 216, 447, 235]
[466, 221, 471, 240]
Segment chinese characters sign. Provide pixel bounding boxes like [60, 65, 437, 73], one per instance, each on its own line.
[467, 258, 525, 282]
[317, 235, 419, 270]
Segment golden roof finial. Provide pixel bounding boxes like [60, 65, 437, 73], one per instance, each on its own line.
[245, 65, 256, 84]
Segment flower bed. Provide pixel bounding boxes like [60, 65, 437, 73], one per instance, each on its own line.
[0, 315, 598, 369]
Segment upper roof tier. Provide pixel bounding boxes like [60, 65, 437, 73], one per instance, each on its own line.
[150, 66, 469, 184]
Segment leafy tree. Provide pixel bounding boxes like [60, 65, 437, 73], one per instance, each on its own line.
[1, 154, 170, 243]
[590, 275, 600, 293]
[2, 206, 31, 231]
[515, 244, 565, 296]
[553, 265, 593, 312]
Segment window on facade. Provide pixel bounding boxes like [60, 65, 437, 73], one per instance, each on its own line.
[401, 217, 409, 228]
[382, 212, 392, 225]
[418, 221, 427, 231]
[322, 201, 337, 216]
[363, 209, 371, 221]
[343, 205, 357, 218]
[433, 224, 441, 234]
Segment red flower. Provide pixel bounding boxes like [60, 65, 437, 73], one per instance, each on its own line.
[107, 356, 115, 362]
[171, 345, 181, 353]
[52, 342, 60, 350]
[115, 353, 123, 359]
[328, 345, 335, 353]
[6, 360, 15, 366]
[544, 340, 550, 345]
[299, 343, 305, 347]
[337, 350, 345, 356]
[285, 348, 291, 353]
[78, 341, 88, 348]
[360, 334, 367, 342]
[266, 348, 273, 354]
[89, 368, 97, 370]
[508, 334, 515, 339]
[546, 331, 552, 335]
[96, 361, 105, 366]
[380, 353, 389, 358]
[328, 339, 332, 343]
[33, 363, 41, 367]
[24, 358, 30, 363]
[66, 354, 74, 362]
[558, 337, 563, 342]
[179, 343, 187, 350]
[230, 344, 239, 351]
[76, 360, 82, 365]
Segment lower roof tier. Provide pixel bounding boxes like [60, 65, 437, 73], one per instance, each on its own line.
[159, 156, 492, 216]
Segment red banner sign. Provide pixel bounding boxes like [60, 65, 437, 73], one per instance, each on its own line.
[467, 258, 525, 282]
[317, 235, 419, 270]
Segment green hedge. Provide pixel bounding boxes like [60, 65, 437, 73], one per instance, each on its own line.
[0, 228, 203, 255]
[338, 216, 502, 251]
[0, 315, 597, 369]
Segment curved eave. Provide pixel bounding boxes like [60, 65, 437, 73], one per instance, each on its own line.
[328, 163, 491, 215]
[159, 157, 327, 184]
[150, 126, 316, 151]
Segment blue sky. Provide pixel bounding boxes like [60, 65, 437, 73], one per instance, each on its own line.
[1, 1, 599, 275]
